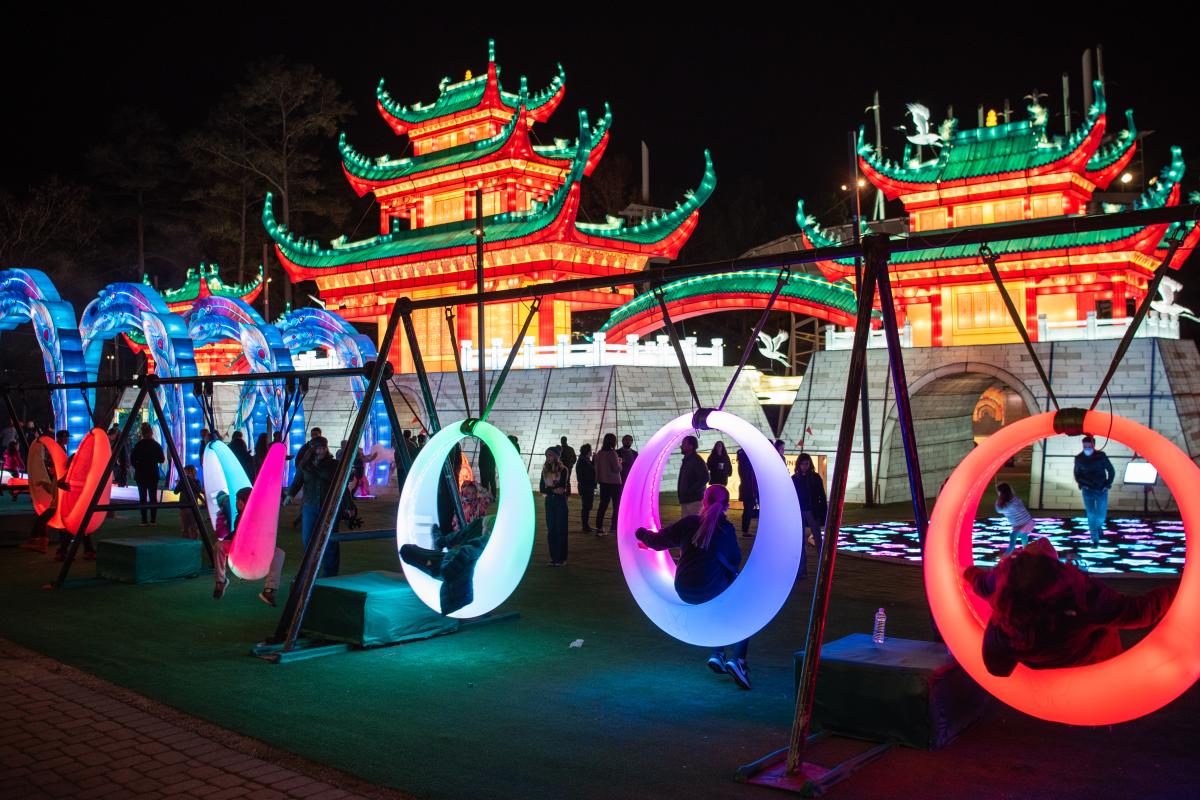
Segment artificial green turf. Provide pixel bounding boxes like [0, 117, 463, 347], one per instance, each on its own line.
[1, 491, 1196, 800]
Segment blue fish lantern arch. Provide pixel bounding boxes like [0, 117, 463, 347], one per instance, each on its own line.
[79, 282, 203, 478]
[0, 269, 91, 448]
[184, 296, 306, 465]
[277, 308, 392, 485]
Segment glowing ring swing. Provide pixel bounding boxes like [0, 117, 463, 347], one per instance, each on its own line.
[926, 410, 1200, 725]
[396, 419, 534, 618]
[617, 409, 803, 646]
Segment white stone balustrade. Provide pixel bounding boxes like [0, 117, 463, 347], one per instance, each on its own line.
[459, 332, 725, 370]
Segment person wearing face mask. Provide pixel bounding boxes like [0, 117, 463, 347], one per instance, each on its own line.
[1074, 435, 1115, 545]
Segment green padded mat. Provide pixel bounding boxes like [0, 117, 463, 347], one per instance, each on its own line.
[96, 536, 202, 584]
[301, 570, 459, 647]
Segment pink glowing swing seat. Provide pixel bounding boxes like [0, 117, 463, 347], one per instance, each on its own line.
[925, 410, 1200, 725]
[203, 441, 285, 580]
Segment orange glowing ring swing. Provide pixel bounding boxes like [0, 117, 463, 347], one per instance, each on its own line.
[925, 409, 1200, 725]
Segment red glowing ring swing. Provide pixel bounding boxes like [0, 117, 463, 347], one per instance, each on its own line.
[925, 410, 1200, 725]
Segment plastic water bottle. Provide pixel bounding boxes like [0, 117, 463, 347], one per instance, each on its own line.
[872, 608, 887, 645]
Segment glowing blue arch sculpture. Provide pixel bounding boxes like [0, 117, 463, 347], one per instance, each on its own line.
[0, 269, 91, 449]
[79, 283, 203, 476]
[184, 296, 306, 463]
[277, 308, 392, 484]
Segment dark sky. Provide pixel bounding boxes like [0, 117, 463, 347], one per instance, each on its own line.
[5, 14, 1195, 211]
[3, 13, 1198, 336]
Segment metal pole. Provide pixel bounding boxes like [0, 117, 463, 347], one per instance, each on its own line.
[786, 244, 880, 774]
[874, 244, 930, 549]
[849, 132, 875, 507]
[277, 299, 407, 651]
[379, 385, 414, 477]
[399, 301, 466, 530]
[147, 385, 217, 565]
[475, 190, 487, 417]
[53, 385, 148, 588]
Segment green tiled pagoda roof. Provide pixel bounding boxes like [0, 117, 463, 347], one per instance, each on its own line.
[144, 263, 263, 304]
[1086, 109, 1137, 174]
[598, 269, 866, 334]
[341, 102, 612, 185]
[576, 149, 716, 246]
[860, 81, 1108, 185]
[342, 103, 525, 182]
[270, 108, 715, 269]
[268, 111, 597, 269]
[798, 146, 1187, 267]
[376, 40, 565, 127]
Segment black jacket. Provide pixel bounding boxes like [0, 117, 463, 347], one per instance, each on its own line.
[677, 452, 709, 504]
[575, 455, 596, 490]
[637, 515, 741, 604]
[792, 470, 828, 523]
[1074, 450, 1115, 491]
[707, 451, 732, 486]
[130, 438, 165, 482]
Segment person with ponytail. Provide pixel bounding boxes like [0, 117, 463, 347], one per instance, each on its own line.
[634, 484, 753, 689]
[964, 537, 1176, 676]
[540, 447, 571, 566]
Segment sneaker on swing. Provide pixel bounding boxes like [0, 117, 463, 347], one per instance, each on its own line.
[258, 588, 277, 607]
[213, 579, 229, 600]
[706, 654, 728, 675]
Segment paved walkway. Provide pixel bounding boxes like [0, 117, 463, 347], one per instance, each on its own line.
[0, 638, 412, 800]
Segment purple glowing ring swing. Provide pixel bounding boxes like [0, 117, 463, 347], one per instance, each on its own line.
[617, 409, 803, 646]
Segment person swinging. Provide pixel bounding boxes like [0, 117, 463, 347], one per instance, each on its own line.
[400, 514, 496, 616]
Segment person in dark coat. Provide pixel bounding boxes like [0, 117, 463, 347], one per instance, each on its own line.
[558, 436, 577, 488]
[594, 433, 622, 537]
[130, 422, 165, 525]
[636, 484, 752, 689]
[965, 537, 1176, 676]
[229, 431, 254, 478]
[401, 514, 494, 615]
[479, 441, 497, 497]
[285, 436, 341, 577]
[253, 433, 270, 479]
[707, 441, 732, 486]
[792, 452, 828, 579]
[677, 435, 709, 517]
[540, 448, 571, 565]
[1074, 434, 1116, 544]
[737, 447, 758, 537]
[617, 435, 637, 484]
[576, 443, 597, 532]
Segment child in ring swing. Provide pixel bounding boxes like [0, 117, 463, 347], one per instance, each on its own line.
[964, 537, 1176, 676]
[212, 486, 286, 606]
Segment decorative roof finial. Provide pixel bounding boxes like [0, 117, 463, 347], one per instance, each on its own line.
[488, 39, 495, 63]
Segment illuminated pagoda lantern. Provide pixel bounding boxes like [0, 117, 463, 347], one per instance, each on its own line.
[264, 40, 715, 372]
[799, 82, 1199, 347]
[132, 263, 264, 374]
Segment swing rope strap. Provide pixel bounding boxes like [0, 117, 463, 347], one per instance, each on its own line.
[979, 244, 1059, 410]
[444, 308, 473, 418]
[1089, 229, 1185, 410]
[480, 298, 541, 423]
[719, 267, 789, 411]
[653, 287, 703, 410]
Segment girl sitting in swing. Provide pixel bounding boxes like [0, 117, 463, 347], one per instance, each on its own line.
[400, 513, 495, 615]
[634, 484, 753, 690]
[964, 537, 1176, 676]
[213, 486, 286, 607]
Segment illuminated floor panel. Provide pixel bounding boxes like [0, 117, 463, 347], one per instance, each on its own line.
[838, 516, 1187, 575]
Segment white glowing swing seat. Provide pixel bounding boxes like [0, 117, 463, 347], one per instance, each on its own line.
[395, 418, 534, 618]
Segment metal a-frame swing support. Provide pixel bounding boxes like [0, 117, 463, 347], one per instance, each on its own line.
[735, 234, 932, 795]
[50, 378, 219, 589]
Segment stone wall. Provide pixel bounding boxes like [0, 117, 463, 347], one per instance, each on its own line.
[781, 338, 1200, 511]
[212, 362, 770, 486]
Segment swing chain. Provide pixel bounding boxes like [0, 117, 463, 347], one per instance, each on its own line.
[719, 266, 790, 411]
[979, 244, 1060, 411]
[1088, 227, 1186, 410]
[653, 285, 704, 410]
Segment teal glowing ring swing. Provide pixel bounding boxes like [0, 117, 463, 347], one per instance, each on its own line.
[395, 419, 534, 617]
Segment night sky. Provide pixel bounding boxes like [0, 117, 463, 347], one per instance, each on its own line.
[3, 14, 1198, 330]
